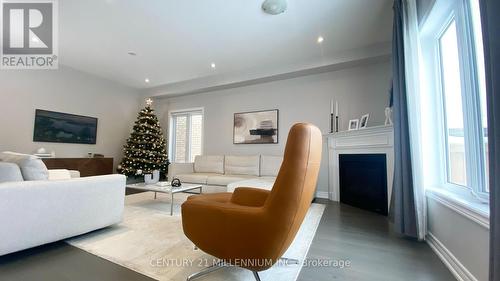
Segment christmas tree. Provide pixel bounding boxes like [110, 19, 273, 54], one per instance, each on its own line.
[117, 98, 169, 177]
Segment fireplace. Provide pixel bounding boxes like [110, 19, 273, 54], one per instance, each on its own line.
[339, 154, 388, 215]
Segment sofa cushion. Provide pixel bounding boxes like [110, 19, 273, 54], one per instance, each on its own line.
[260, 155, 283, 177]
[207, 175, 257, 186]
[226, 178, 275, 193]
[0, 152, 48, 181]
[176, 173, 220, 185]
[48, 169, 72, 181]
[69, 170, 81, 178]
[0, 162, 24, 183]
[224, 155, 260, 176]
[194, 155, 224, 174]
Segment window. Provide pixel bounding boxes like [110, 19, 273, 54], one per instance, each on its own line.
[420, 0, 488, 197]
[439, 20, 467, 186]
[169, 109, 203, 163]
[469, 0, 489, 193]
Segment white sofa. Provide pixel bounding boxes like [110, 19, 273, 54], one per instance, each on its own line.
[168, 155, 283, 192]
[0, 152, 125, 256]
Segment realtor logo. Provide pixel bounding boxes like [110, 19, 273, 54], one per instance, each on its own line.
[1, 0, 58, 69]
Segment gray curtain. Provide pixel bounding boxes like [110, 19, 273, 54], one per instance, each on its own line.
[480, 0, 500, 280]
[390, 0, 418, 239]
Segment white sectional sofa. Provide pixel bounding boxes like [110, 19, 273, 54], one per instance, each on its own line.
[168, 155, 283, 192]
[0, 152, 125, 256]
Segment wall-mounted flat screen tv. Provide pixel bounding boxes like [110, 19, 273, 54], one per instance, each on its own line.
[33, 109, 98, 144]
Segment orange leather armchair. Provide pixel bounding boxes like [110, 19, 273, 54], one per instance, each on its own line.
[181, 123, 322, 280]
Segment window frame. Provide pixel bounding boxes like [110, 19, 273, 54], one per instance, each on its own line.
[419, 0, 488, 199]
[168, 108, 204, 163]
[437, 17, 469, 188]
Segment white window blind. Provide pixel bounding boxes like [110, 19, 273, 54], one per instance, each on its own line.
[169, 109, 203, 163]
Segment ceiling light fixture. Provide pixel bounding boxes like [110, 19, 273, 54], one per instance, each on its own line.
[262, 0, 287, 15]
[145, 78, 150, 83]
[211, 63, 216, 69]
[317, 36, 324, 43]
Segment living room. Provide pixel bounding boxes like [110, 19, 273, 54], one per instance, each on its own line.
[0, 1, 499, 281]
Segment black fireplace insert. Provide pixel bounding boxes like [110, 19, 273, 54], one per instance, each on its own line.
[339, 154, 388, 215]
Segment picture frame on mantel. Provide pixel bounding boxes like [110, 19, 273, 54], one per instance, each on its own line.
[360, 114, 370, 129]
[348, 119, 359, 131]
[233, 109, 278, 144]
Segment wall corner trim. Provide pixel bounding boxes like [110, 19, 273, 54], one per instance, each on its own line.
[426, 232, 478, 281]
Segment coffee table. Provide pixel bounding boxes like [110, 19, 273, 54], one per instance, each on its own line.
[126, 182, 203, 215]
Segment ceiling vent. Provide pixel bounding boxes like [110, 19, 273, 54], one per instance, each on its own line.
[262, 0, 287, 15]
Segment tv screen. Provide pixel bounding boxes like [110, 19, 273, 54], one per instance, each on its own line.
[33, 109, 98, 144]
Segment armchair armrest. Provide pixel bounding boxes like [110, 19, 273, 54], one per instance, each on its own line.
[168, 162, 194, 179]
[230, 187, 270, 207]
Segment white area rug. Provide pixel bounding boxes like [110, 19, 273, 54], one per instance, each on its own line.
[67, 191, 325, 281]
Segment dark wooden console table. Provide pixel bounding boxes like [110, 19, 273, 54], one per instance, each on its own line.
[42, 158, 114, 177]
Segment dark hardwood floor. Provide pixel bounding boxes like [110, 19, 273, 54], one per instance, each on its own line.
[298, 201, 455, 281]
[0, 201, 455, 281]
[0, 242, 154, 281]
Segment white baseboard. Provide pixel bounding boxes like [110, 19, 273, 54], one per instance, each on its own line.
[315, 191, 329, 199]
[426, 232, 478, 281]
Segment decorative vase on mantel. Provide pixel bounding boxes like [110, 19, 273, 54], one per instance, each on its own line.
[384, 107, 393, 126]
[144, 170, 160, 184]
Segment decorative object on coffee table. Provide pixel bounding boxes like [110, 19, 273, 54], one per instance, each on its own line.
[234, 109, 278, 144]
[144, 170, 160, 184]
[117, 98, 169, 177]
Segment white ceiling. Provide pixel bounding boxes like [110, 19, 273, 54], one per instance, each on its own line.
[59, 0, 393, 89]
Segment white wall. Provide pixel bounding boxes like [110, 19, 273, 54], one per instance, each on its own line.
[427, 197, 490, 281]
[0, 66, 141, 167]
[155, 60, 392, 195]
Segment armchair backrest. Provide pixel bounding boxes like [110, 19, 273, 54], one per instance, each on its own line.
[264, 123, 322, 259]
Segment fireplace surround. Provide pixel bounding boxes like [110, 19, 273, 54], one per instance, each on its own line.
[326, 125, 394, 210]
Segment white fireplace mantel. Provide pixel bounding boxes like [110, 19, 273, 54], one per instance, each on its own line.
[326, 125, 394, 207]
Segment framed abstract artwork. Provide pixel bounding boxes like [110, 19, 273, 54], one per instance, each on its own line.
[233, 109, 279, 144]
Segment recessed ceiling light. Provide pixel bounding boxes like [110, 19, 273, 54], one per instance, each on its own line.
[145, 78, 150, 83]
[128, 51, 137, 56]
[211, 63, 216, 69]
[317, 36, 324, 44]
